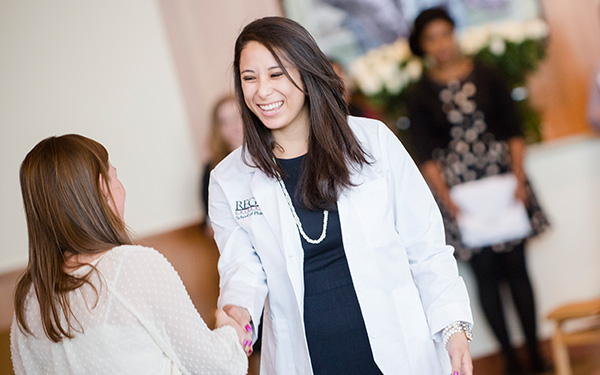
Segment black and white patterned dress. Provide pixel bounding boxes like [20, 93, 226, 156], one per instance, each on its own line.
[408, 63, 549, 260]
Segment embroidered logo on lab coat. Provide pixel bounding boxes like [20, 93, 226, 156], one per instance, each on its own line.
[234, 197, 262, 219]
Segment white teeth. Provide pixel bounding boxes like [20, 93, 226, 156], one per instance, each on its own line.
[259, 101, 283, 111]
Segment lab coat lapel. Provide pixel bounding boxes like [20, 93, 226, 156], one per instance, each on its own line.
[248, 170, 285, 251]
[337, 164, 377, 249]
[248, 169, 305, 313]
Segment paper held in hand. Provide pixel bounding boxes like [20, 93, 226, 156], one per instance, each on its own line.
[450, 173, 532, 249]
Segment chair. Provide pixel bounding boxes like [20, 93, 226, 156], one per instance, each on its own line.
[546, 298, 600, 375]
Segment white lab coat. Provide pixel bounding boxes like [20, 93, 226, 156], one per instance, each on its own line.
[209, 116, 473, 375]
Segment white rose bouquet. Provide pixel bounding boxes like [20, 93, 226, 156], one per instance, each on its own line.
[349, 18, 548, 142]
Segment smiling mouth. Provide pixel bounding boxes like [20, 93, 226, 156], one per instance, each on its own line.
[258, 101, 283, 112]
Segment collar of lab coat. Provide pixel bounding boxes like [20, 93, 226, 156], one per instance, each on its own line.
[239, 151, 375, 317]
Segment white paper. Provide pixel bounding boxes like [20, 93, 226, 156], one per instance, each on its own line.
[450, 174, 532, 248]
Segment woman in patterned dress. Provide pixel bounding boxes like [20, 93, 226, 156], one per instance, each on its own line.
[407, 7, 550, 375]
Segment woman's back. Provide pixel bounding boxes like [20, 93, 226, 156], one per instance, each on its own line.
[11, 245, 246, 375]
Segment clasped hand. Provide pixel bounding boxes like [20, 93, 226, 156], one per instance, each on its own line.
[215, 305, 254, 356]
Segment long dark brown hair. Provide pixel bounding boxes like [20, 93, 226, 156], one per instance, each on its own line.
[14, 134, 132, 342]
[233, 16, 370, 210]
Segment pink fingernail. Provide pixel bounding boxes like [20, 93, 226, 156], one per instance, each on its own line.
[453, 372, 459, 375]
[243, 340, 248, 346]
[249, 348, 253, 354]
[249, 340, 253, 346]
[245, 324, 252, 332]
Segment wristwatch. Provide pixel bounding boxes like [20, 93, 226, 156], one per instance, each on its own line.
[442, 321, 473, 348]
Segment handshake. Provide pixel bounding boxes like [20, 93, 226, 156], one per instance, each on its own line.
[216, 305, 254, 356]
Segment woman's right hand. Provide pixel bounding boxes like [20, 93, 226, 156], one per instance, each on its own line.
[215, 308, 253, 356]
[421, 161, 460, 219]
[223, 305, 254, 353]
[223, 304, 252, 330]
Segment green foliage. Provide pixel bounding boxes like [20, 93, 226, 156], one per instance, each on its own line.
[475, 39, 546, 88]
[353, 23, 548, 144]
[473, 39, 546, 143]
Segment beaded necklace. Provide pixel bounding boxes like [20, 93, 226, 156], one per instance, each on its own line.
[277, 178, 328, 245]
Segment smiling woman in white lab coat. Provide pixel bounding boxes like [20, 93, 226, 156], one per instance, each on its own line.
[209, 16, 474, 375]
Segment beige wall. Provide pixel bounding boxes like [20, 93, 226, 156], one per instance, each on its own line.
[157, 0, 282, 163]
[464, 135, 600, 357]
[0, 0, 281, 273]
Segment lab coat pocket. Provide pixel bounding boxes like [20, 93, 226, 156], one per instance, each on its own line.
[392, 285, 441, 373]
[392, 285, 429, 341]
[261, 314, 294, 374]
[351, 177, 396, 248]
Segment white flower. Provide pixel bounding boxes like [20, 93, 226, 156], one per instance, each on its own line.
[405, 58, 423, 81]
[373, 57, 401, 86]
[348, 57, 368, 80]
[356, 72, 383, 96]
[491, 20, 525, 43]
[349, 58, 383, 95]
[349, 18, 547, 97]
[385, 69, 408, 94]
[489, 36, 506, 56]
[385, 39, 411, 62]
[459, 26, 490, 55]
[524, 18, 549, 40]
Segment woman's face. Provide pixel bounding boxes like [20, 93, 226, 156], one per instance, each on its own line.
[420, 19, 458, 65]
[239, 41, 309, 138]
[217, 99, 244, 151]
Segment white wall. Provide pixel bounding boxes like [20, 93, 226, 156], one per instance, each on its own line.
[156, 0, 281, 164]
[0, 1, 199, 272]
[463, 134, 600, 357]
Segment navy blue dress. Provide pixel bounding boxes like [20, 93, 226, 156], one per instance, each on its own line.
[279, 155, 382, 375]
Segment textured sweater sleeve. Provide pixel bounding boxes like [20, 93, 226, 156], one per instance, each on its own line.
[112, 246, 247, 375]
[10, 318, 26, 375]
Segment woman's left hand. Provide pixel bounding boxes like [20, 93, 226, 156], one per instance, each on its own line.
[508, 137, 527, 204]
[215, 309, 253, 356]
[514, 176, 527, 204]
[447, 333, 473, 375]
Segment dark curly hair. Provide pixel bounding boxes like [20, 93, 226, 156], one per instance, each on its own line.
[408, 7, 455, 57]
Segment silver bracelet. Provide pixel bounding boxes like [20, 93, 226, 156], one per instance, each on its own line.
[442, 321, 473, 349]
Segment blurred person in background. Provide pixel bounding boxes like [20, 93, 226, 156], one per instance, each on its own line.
[406, 7, 550, 375]
[201, 95, 244, 231]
